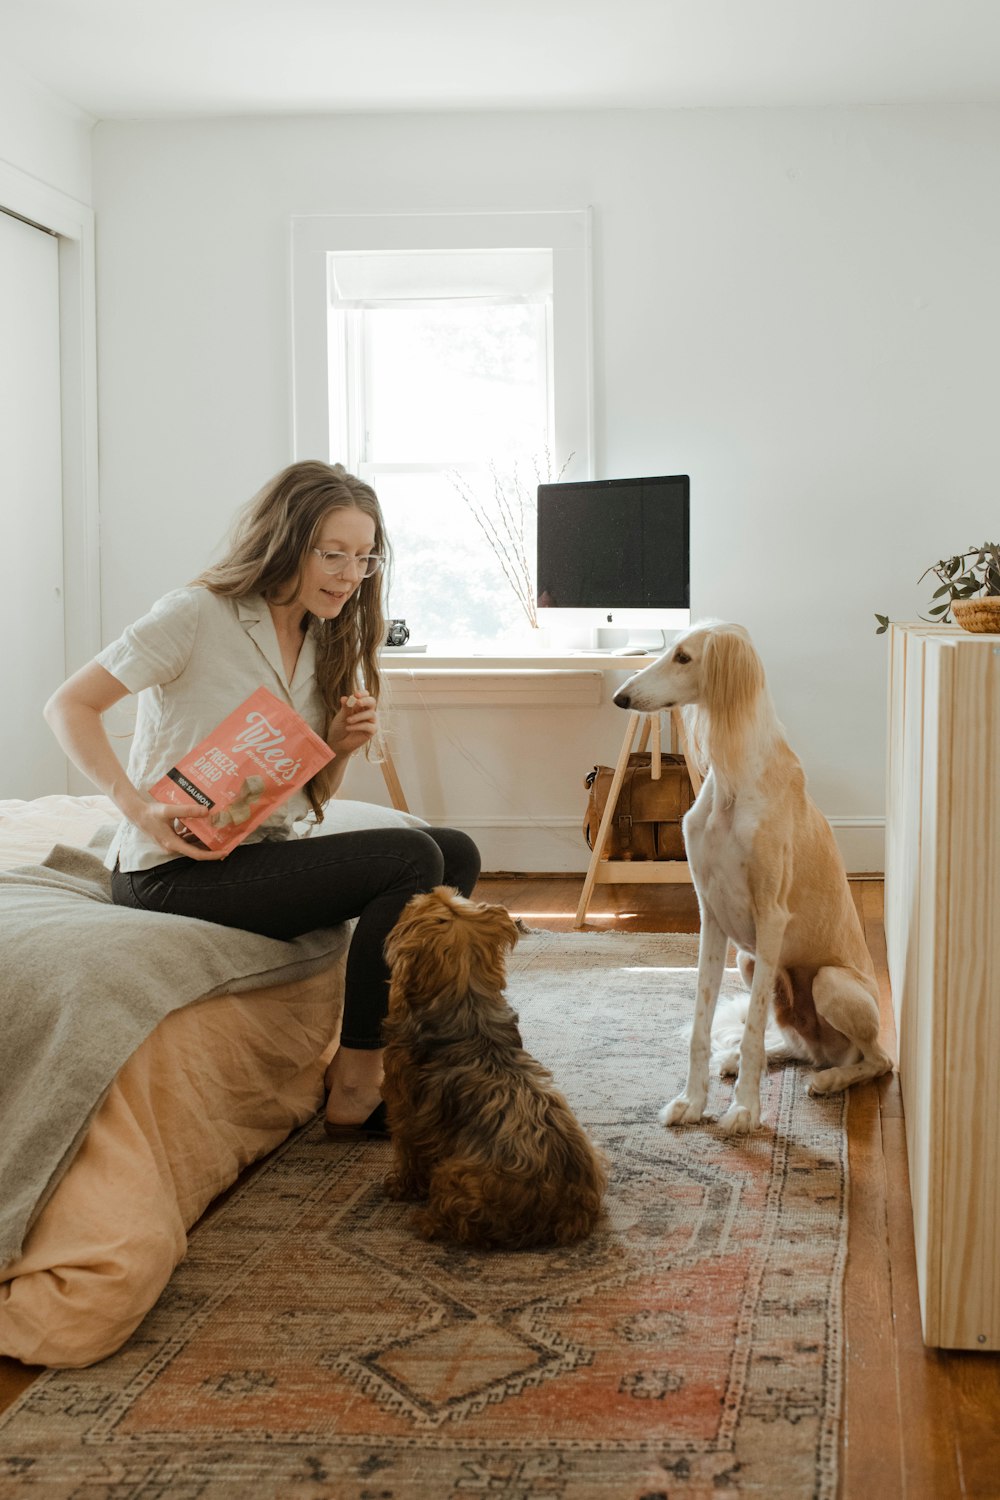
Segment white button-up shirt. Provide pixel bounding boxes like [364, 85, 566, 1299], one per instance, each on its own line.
[96, 587, 326, 872]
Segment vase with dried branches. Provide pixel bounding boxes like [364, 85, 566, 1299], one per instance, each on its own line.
[449, 452, 572, 630]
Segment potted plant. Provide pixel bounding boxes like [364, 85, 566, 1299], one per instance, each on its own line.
[875, 542, 1000, 634]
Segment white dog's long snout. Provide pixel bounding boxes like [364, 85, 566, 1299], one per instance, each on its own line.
[612, 663, 675, 715]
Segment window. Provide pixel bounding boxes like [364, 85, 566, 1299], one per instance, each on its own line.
[331, 249, 552, 640]
[291, 212, 592, 643]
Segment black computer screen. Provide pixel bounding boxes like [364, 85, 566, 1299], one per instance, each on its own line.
[536, 475, 690, 609]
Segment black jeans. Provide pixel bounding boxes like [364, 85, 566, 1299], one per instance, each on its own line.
[111, 826, 481, 1050]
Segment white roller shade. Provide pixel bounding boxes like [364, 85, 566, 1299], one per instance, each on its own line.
[328, 248, 553, 307]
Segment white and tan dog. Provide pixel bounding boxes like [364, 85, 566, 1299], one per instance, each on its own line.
[614, 620, 891, 1135]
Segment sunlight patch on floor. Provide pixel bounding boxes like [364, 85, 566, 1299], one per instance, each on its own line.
[505, 911, 642, 920]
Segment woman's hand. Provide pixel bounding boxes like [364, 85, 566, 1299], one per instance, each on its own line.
[133, 800, 229, 861]
[327, 693, 378, 759]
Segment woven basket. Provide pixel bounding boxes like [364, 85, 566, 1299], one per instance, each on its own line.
[951, 596, 1000, 633]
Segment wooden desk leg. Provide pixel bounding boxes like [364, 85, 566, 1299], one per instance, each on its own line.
[574, 710, 644, 928]
[379, 746, 410, 813]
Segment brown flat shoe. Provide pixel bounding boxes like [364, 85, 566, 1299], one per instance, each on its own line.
[323, 1100, 390, 1141]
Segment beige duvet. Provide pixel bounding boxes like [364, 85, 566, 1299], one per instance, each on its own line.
[0, 796, 346, 1368]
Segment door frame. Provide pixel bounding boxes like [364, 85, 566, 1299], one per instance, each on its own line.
[0, 163, 100, 710]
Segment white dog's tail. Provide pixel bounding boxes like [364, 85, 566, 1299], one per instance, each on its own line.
[708, 993, 814, 1077]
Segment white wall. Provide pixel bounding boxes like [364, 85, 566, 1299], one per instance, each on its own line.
[0, 62, 92, 204]
[91, 107, 1000, 872]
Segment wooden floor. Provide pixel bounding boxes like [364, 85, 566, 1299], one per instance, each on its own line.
[478, 876, 1000, 1500]
[3, 874, 999, 1498]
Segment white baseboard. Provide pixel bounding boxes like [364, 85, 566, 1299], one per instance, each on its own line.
[825, 818, 885, 876]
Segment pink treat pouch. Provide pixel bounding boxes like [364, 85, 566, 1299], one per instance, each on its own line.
[149, 687, 334, 852]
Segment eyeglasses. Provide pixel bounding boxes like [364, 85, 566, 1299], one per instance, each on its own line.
[311, 548, 384, 579]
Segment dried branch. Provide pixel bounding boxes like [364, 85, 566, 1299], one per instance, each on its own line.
[450, 451, 573, 630]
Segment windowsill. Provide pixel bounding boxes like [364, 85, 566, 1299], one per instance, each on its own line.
[378, 645, 655, 706]
[380, 644, 657, 670]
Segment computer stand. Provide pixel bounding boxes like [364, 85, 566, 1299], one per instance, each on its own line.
[574, 707, 703, 928]
[595, 626, 672, 657]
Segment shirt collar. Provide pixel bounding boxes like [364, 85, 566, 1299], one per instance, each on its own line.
[236, 594, 317, 695]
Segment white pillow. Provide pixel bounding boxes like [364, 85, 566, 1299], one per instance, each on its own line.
[302, 800, 429, 837]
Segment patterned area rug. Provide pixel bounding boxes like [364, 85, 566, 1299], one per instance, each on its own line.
[0, 931, 846, 1500]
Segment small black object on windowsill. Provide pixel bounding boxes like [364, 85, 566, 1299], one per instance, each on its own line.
[385, 619, 410, 647]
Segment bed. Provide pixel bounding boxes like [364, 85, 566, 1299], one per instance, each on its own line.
[0, 794, 352, 1369]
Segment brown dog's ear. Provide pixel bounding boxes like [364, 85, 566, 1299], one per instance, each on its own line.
[472, 901, 520, 952]
[384, 889, 436, 971]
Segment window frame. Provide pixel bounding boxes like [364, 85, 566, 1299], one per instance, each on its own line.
[290, 209, 593, 482]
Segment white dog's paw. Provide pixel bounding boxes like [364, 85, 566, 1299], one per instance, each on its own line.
[718, 1102, 761, 1135]
[660, 1093, 706, 1127]
[806, 1067, 847, 1096]
[713, 1047, 740, 1078]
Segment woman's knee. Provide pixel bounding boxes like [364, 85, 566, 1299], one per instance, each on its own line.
[394, 828, 447, 891]
[426, 827, 481, 898]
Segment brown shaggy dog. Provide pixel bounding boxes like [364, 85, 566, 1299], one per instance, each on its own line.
[382, 887, 608, 1249]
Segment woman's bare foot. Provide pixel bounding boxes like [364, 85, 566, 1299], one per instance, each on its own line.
[324, 1046, 384, 1127]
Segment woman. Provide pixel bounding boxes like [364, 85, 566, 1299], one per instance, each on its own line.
[44, 460, 481, 1137]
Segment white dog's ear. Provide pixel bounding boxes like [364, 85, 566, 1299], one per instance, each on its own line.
[701, 628, 765, 742]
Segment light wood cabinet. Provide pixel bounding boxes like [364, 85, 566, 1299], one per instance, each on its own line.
[885, 624, 1000, 1349]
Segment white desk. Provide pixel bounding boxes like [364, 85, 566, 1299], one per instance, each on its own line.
[377, 648, 698, 925]
[380, 649, 658, 670]
[376, 649, 648, 810]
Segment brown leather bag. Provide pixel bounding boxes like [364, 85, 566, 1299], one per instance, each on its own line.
[583, 752, 695, 861]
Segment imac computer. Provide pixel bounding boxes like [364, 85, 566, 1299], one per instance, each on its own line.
[536, 474, 690, 652]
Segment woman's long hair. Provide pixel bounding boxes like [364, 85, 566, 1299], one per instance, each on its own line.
[195, 460, 390, 816]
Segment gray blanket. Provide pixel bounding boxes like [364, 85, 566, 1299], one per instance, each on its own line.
[0, 842, 348, 1268]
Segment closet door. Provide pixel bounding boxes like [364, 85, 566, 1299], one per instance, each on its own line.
[0, 208, 66, 797]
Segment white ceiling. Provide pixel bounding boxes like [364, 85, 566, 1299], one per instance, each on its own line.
[5, 0, 1000, 120]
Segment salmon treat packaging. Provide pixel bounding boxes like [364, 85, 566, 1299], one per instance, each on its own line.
[149, 687, 334, 852]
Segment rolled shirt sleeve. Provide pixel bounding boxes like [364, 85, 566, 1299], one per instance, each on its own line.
[95, 589, 201, 694]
